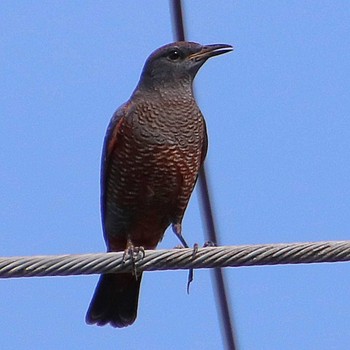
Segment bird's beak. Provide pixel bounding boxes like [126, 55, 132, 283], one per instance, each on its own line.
[188, 44, 233, 62]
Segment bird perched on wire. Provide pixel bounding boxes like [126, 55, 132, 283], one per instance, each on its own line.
[85, 41, 232, 328]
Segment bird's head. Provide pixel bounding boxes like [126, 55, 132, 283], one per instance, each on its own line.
[137, 41, 233, 92]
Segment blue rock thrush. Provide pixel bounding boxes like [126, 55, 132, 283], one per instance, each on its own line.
[85, 41, 232, 328]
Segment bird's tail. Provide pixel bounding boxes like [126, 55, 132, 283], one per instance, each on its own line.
[85, 272, 142, 328]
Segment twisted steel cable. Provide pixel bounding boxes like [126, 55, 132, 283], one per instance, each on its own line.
[1, 240, 349, 278]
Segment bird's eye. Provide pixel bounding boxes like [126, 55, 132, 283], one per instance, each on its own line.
[167, 50, 182, 61]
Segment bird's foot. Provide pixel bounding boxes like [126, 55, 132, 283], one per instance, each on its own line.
[185, 242, 217, 293]
[186, 243, 199, 294]
[173, 244, 185, 249]
[203, 240, 217, 247]
[172, 223, 204, 294]
[122, 239, 145, 278]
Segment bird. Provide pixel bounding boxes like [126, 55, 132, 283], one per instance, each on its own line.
[85, 41, 233, 328]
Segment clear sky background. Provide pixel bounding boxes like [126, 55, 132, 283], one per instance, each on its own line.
[1, 1, 350, 349]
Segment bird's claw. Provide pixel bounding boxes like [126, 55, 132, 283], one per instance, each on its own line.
[122, 239, 145, 278]
[186, 242, 216, 293]
[203, 240, 217, 247]
[171, 224, 201, 294]
[187, 269, 194, 294]
[187, 243, 199, 294]
[192, 243, 199, 257]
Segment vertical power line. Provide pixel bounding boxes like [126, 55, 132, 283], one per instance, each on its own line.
[170, 1, 238, 349]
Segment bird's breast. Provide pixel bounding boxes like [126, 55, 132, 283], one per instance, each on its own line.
[130, 100, 204, 146]
[108, 101, 205, 204]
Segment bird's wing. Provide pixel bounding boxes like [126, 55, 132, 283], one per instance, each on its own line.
[200, 118, 208, 165]
[100, 102, 131, 234]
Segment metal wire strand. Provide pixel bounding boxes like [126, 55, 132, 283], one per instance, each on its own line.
[1, 240, 350, 278]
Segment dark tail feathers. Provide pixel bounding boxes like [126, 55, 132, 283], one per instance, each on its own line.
[86, 272, 142, 328]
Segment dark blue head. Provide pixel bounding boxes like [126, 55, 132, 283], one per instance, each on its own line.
[137, 41, 233, 91]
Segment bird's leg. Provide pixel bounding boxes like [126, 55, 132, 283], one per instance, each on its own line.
[122, 238, 145, 279]
[172, 223, 198, 293]
[172, 223, 189, 248]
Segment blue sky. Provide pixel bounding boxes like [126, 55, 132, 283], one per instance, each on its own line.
[1, 1, 350, 349]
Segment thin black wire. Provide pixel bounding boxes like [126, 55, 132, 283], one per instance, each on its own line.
[170, 0, 185, 41]
[170, 1, 238, 349]
[198, 168, 237, 350]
